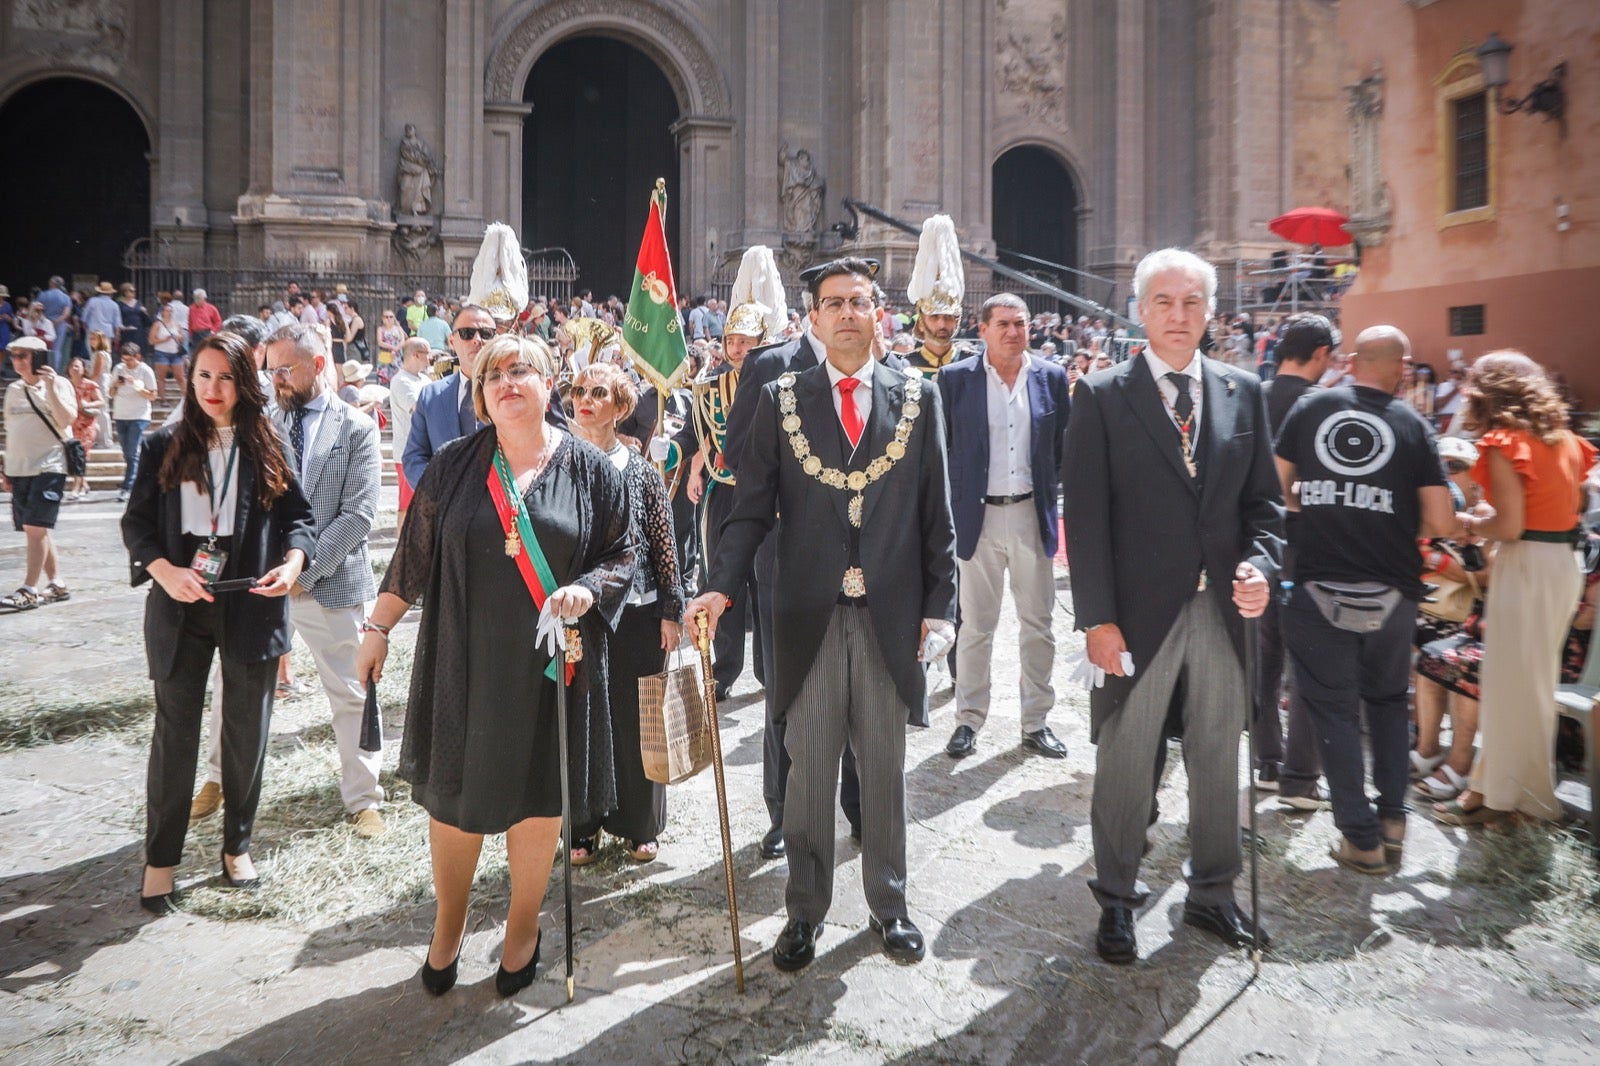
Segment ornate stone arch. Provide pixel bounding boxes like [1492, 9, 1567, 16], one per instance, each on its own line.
[0, 67, 155, 145]
[485, 0, 732, 118]
[990, 129, 1091, 214]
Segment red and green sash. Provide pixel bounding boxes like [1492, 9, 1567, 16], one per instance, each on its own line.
[486, 447, 570, 683]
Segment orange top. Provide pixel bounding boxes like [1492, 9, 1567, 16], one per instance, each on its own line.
[1473, 428, 1596, 532]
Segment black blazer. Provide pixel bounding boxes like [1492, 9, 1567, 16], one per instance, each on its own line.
[121, 427, 317, 681]
[1062, 355, 1283, 736]
[706, 359, 957, 723]
[937, 353, 1071, 560]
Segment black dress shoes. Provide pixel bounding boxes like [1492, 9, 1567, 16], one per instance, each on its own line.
[946, 724, 977, 758]
[1021, 727, 1067, 759]
[420, 942, 462, 996]
[495, 931, 542, 997]
[139, 891, 180, 916]
[1096, 906, 1137, 964]
[1182, 900, 1270, 950]
[773, 919, 822, 972]
[868, 916, 926, 963]
[760, 826, 787, 860]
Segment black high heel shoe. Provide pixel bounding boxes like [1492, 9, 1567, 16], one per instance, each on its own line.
[420, 936, 463, 996]
[494, 931, 541, 997]
[219, 852, 259, 891]
[140, 867, 180, 915]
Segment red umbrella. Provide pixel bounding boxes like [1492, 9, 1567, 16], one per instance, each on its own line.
[1269, 206, 1354, 247]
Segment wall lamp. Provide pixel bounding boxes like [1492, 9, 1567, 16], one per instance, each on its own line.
[1476, 32, 1566, 137]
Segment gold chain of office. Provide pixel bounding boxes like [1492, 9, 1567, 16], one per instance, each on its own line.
[776, 371, 923, 527]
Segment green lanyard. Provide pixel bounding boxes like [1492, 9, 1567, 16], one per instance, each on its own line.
[203, 437, 239, 548]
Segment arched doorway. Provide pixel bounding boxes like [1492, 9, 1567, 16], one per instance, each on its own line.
[0, 78, 150, 289]
[992, 146, 1081, 303]
[522, 37, 680, 300]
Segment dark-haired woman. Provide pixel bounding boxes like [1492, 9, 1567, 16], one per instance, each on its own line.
[122, 332, 315, 912]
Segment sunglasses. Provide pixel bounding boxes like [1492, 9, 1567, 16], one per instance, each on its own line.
[454, 327, 496, 341]
[569, 384, 611, 401]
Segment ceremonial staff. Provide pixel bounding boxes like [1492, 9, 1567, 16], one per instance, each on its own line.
[695, 609, 745, 993]
[1243, 613, 1262, 976]
[556, 625, 582, 1002]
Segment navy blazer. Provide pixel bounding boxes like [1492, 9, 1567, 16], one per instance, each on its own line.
[402, 372, 567, 487]
[121, 427, 316, 681]
[937, 353, 1071, 560]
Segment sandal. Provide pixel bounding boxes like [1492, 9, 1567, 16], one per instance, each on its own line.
[0, 587, 40, 611]
[627, 840, 659, 864]
[39, 582, 70, 604]
[1413, 764, 1468, 801]
[1432, 798, 1510, 827]
[275, 681, 292, 699]
[570, 836, 600, 866]
[1381, 818, 1405, 864]
[1409, 749, 1447, 780]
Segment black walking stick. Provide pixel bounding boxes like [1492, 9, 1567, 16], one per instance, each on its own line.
[695, 609, 746, 993]
[555, 625, 582, 1003]
[1243, 612, 1262, 976]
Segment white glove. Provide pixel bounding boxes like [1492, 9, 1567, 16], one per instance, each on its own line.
[1067, 650, 1135, 690]
[919, 618, 955, 662]
[536, 598, 568, 660]
[648, 435, 672, 462]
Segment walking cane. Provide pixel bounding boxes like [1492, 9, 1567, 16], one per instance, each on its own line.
[695, 609, 746, 993]
[1243, 612, 1262, 976]
[555, 624, 582, 1003]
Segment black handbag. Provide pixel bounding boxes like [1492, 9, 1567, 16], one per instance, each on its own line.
[22, 384, 87, 477]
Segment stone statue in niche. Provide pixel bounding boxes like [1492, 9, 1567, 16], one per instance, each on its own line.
[779, 143, 824, 237]
[393, 221, 438, 263]
[396, 124, 440, 217]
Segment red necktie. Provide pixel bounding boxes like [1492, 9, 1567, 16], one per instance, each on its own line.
[837, 377, 864, 448]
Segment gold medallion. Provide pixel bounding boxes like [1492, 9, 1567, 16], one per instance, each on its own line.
[803, 456, 823, 475]
[885, 441, 906, 460]
[848, 494, 864, 527]
[842, 565, 867, 595]
[902, 402, 921, 419]
[782, 415, 802, 433]
[504, 530, 520, 558]
[846, 471, 868, 491]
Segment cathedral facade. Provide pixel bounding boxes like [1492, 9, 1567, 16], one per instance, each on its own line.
[1, 0, 1347, 309]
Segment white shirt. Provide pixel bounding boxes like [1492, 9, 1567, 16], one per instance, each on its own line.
[1143, 348, 1204, 435]
[983, 353, 1033, 496]
[282, 392, 331, 480]
[389, 366, 425, 457]
[822, 358, 875, 448]
[167, 299, 189, 331]
[179, 427, 240, 537]
[110, 361, 158, 421]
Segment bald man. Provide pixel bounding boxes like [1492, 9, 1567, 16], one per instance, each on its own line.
[1273, 325, 1457, 875]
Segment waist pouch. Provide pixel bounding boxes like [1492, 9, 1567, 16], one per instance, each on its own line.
[1304, 580, 1402, 634]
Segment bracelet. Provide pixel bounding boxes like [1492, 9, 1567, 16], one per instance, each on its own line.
[360, 620, 390, 641]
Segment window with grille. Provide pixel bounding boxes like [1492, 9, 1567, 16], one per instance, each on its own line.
[1453, 93, 1488, 212]
[1449, 304, 1485, 336]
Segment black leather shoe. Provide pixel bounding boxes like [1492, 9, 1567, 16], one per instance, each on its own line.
[420, 937, 462, 996]
[946, 724, 977, 758]
[1182, 901, 1270, 950]
[1021, 727, 1067, 759]
[494, 931, 541, 997]
[760, 826, 786, 860]
[219, 853, 259, 891]
[773, 920, 821, 972]
[139, 891, 180, 916]
[868, 916, 925, 963]
[1096, 906, 1137, 964]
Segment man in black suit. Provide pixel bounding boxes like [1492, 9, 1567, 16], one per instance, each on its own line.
[687, 258, 957, 971]
[721, 295, 887, 859]
[1062, 247, 1283, 965]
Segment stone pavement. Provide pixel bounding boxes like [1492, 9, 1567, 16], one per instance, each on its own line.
[2, 492, 1598, 1064]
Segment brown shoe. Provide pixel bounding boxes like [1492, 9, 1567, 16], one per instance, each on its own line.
[351, 808, 387, 839]
[1381, 817, 1406, 864]
[1329, 837, 1389, 875]
[189, 781, 222, 822]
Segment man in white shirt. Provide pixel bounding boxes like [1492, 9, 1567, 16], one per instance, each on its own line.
[388, 338, 431, 534]
[2, 337, 77, 608]
[108, 343, 159, 501]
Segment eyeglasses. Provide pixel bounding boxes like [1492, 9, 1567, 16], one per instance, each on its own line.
[816, 296, 876, 315]
[569, 384, 610, 401]
[266, 364, 302, 380]
[484, 363, 539, 386]
[455, 327, 496, 341]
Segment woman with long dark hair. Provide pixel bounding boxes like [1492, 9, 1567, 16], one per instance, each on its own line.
[122, 331, 315, 912]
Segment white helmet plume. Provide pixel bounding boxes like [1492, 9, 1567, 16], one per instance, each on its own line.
[467, 222, 530, 322]
[906, 214, 965, 317]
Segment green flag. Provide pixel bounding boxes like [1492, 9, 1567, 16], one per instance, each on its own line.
[621, 178, 688, 392]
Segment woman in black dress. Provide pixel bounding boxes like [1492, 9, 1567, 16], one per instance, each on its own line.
[566, 362, 683, 865]
[357, 333, 634, 998]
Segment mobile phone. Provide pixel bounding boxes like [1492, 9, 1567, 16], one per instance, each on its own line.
[207, 577, 260, 593]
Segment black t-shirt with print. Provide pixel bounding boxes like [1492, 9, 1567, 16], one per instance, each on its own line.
[1276, 385, 1447, 599]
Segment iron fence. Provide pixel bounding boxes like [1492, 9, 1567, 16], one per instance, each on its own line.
[121, 241, 579, 322]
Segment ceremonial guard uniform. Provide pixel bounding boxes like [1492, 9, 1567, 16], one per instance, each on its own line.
[902, 216, 968, 378]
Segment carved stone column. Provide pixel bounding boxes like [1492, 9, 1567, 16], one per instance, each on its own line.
[483, 100, 533, 238]
[440, 0, 488, 269]
[153, 0, 207, 254]
[1345, 70, 1391, 247]
[739, 0, 782, 249]
[671, 115, 736, 297]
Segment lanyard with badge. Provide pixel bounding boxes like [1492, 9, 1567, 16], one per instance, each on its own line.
[190, 436, 239, 583]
